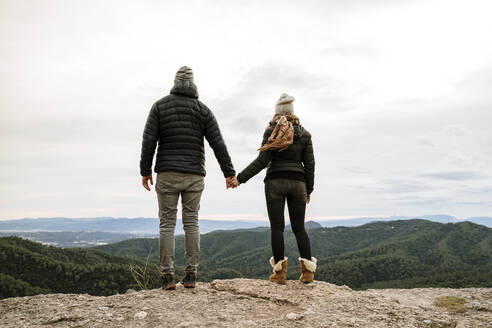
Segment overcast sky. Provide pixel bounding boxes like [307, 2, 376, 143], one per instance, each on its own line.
[1, 0, 491, 221]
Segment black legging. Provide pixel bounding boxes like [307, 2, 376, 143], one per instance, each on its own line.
[265, 178, 312, 263]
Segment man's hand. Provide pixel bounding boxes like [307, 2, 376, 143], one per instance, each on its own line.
[226, 176, 234, 189]
[142, 175, 153, 191]
[307, 194, 311, 204]
[226, 176, 240, 189]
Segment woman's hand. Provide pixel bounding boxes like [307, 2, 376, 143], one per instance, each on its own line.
[227, 176, 241, 189]
[231, 176, 241, 188]
[307, 194, 311, 204]
[226, 176, 241, 189]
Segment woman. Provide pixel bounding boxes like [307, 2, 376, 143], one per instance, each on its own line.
[230, 93, 316, 284]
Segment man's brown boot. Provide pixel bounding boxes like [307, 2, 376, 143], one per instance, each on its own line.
[269, 257, 287, 284]
[299, 257, 317, 283]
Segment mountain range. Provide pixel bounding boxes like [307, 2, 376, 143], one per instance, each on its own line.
[0, 217, 264, 234]
[0, 231, 155, 248]
[0, 215, 490, 234]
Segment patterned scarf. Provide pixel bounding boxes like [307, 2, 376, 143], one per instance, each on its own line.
[258, 114, 300, 152]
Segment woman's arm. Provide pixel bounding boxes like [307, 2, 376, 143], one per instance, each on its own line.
[303, 134, 315, 195]
[236, 127, 273, 184]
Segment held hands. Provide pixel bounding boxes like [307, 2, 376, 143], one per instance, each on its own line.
[142, 174, 153, 191]
[143, 174, 239, 191]
[226, 176, 240, 189]
[307, 194, 311, 204]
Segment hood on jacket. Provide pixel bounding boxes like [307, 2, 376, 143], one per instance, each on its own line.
[170, 80, 199, 99]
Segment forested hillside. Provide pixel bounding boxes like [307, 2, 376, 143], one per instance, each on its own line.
[0, 237, 160, 299]
[2, 219, 491, 299]
[96, 219, 492, 288]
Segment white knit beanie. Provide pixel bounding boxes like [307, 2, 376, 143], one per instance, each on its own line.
[174, 66, 194, 83]
[275, 93, 295, 114]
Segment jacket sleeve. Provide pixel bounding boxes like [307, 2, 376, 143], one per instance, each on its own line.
[303, 134, 315, 194]
[237, 127, 273, 184]
[139, 103, 160, 176]
[204, 109, 236, 178]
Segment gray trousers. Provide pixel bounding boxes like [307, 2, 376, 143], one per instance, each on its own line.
[156, 171, 204, 275]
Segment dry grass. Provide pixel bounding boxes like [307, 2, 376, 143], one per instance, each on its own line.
[129, 245, 154, 290]
[434, 296, 468, 313]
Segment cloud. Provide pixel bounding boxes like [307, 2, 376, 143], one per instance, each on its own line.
[353, 178, 432, 194]
[320, 41, 380, 58]
[230, 117, 263, 135]
[445, 125, 470, 138]
[338, 166, 371, 175]
[461, 186, 492, 195]
[423, 171, 485, 181]
[454, 201, 488, 206]
[385, 183, 432, 193]
[210, 61, 343, 142]
[238, 63, 329, 92]
[416, 137, 434, 147]
[396, 198, 448, 206]
[456, 68, 492, 96]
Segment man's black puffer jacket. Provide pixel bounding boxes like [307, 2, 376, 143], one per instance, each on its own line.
[140, 81, 235, 178]
[237, 122, 315, 194]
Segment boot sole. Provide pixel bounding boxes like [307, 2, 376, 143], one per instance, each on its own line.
[183, 283, 196, 288]
[300, 278, 314, 284]
[163, 284, 176, 290]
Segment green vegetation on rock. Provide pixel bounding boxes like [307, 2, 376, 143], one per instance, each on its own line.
[434, 296, 468, 313]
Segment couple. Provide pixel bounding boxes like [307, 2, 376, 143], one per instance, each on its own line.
[140, 66, 316, 290]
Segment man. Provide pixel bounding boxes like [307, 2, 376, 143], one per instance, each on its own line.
[140, 66, 235, 290]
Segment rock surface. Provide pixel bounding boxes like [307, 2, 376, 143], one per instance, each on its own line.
[1, 279, 491, 327]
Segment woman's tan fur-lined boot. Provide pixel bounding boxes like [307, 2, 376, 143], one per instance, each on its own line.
[299, 257, 317, 283]
[269, 257, 288, 284]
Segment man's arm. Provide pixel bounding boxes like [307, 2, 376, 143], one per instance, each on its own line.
[236, 127, 273, 184]
[203, 108, 236, 178]
[140, 103, 160, 189]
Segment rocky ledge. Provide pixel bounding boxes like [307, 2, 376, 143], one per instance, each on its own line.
[1, 279, 491, 327]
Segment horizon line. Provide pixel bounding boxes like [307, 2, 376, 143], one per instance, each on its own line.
[0, 214, 488, 222]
